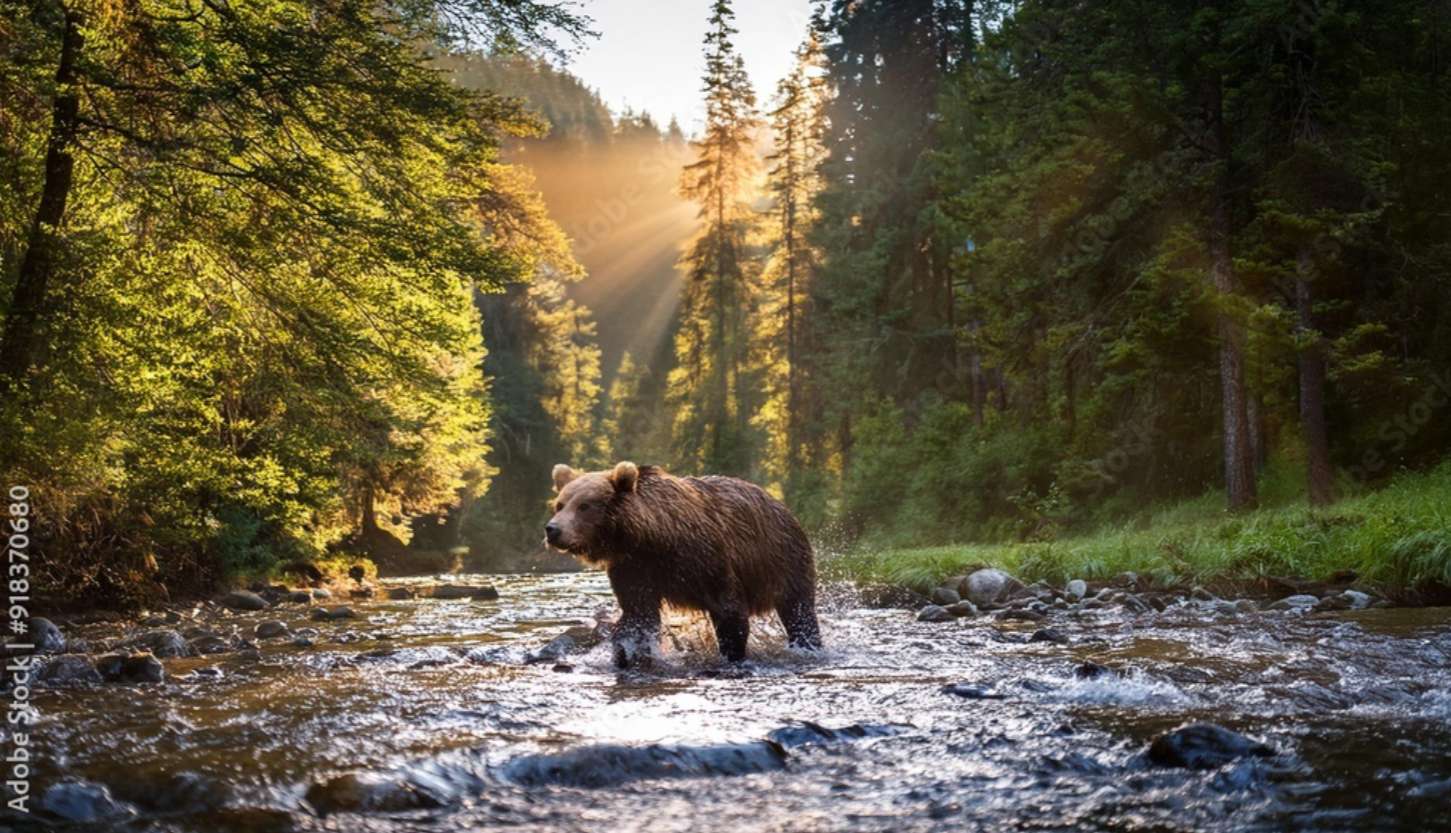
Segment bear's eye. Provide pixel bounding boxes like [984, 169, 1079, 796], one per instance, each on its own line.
[577, 502, 591, 511]
[554, 501, 563, 512]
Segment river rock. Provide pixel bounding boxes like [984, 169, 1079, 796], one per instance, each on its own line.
[255, 621, 290, 639]
[432, 584, 500, 600]
[1234, 599, 1259, 614]
[386, 586, 418, 600]
[1115, 571, 1140, 588]
[38, 655, 103, 687]
[960, 568, 1023, 607]
[312, 588, 332, 600]
[285, 590, 313, 603]
[930, 586, 962, 606]
[129, 629, 191, 658]
[916, 604, 954, 623]
[1030, 627, 1069, 644]
[1146, 723, 1274, 769]
[1065, 579, 1088, 601]
[1122, 595, 1153, 614]
[945, 600, 979, 617]
[1191, 586, 1216, 602]
[995, 608, 1045, 622]
[30, 617, 65, 653]
[189, 634, 231, 655]
[96, 652, 166, 684]
[311, 605, 356, 621]
[503, 740, 787, 788]
[305, 771, 449, 816]
[222, 590, 268, 612]
[1073, 661, 1121, 680]
[1317, 589, 1372, 612]
[1267, 594, 1319, 612]
[529, 625, 601, 664]
[942, 683, 1007, 700]
[38, 780, 137, 823]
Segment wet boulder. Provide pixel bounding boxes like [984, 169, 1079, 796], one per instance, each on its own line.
[311, 606, 356, 621]
[945, 600, 979, 617]
[930, 586, 962, 606]
[766, 721, 903, 747]
[312, 588, 332, 600]
[38, 655, 103, 687]
[188, 634, 232, 655]
[942, 683, 1007, 700]
[30, 617, 65, 653]
[503, 741, 787, 788]
[1073, 661, 1123, 680]
[96, 652, 165, 684]
[221, 590, 268, 612]
[305, 771, 448, 816]
[128, 629, 191, 658]
[960, 568, 1024, 607]
[1146, 723, 1273, 770]
[916, 604, 954, 623]
[253, 621, 288, 639]
[1065, 579, 1088, 601]
[1267, 594, 1319, 612]
[284, 590, 313, 604]
[38, 780, 137, 824]
[1030, 627, 1069, 644]
[431, 584, 500, 601]
[528, 625, 601, 664]
[386, 586, 418, 600]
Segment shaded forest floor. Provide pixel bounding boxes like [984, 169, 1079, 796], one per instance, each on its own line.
[828, 462, 1451, 602]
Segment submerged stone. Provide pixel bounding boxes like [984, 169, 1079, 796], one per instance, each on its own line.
[1147, 723, 1273, 770]
[916, 604, 954, 622]
[502, 741, 787, 788]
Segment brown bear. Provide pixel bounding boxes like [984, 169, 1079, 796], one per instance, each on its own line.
[545, 461, 821, 667]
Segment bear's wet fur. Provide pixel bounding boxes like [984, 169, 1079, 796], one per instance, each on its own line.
[545, 461, 822, 667]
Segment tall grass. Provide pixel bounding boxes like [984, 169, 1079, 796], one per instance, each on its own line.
[825, 462, 1451, 594]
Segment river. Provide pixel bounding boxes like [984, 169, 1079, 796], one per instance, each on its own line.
[12, 571, 1451, 831]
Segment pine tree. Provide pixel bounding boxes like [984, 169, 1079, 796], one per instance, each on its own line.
[671, 0, 762, 474]
[762, 25, 828, 489]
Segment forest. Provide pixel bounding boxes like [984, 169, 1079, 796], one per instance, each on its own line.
[4, 0, 1450, 608]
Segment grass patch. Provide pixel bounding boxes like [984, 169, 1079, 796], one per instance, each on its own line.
[825, 462, 1451, 595]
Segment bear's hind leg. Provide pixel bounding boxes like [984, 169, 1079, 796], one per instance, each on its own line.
[710, 609, 750, 662]
[777, 590, 822, 651]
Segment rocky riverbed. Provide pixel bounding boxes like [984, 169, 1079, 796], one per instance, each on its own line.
[5, 571, 1450, 831]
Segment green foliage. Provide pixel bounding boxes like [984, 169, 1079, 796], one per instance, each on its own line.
[0, 0, 589, 606]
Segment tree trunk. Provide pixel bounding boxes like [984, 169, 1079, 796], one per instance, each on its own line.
[0, 9, 84, 396]
[784, 174, 798, 482]
[1205, 74, 1257, 512]
[1296, 246, 1335, 505]
[361, 481, 379, 535]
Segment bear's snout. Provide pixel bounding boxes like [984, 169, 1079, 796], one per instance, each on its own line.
[544, 521, 563, 546]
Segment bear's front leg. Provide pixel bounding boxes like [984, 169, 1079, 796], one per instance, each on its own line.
[607, 565, 661, 670]
[709, 607, 750, 663]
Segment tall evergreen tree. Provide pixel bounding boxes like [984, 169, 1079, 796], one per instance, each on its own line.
[670, 0, 762, 474]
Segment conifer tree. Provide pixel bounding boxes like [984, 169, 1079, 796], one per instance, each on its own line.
[670, 0, 762, 474]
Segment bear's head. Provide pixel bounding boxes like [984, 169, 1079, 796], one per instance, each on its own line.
[543, 461, 639, 558]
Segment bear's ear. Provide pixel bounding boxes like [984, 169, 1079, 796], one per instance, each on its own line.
[552, 464, 577, 493]
[610, 461, 639, 493]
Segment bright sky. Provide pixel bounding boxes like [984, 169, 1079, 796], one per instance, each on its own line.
[565, 0, 816, 134]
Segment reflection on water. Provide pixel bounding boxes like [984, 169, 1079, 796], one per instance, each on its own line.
[12, 572, 1451, 831]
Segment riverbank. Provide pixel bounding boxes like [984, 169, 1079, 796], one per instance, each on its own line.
[827, 462, 1451, 601]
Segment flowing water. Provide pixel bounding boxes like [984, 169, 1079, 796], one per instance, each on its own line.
[12, 572, 1451, 832]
